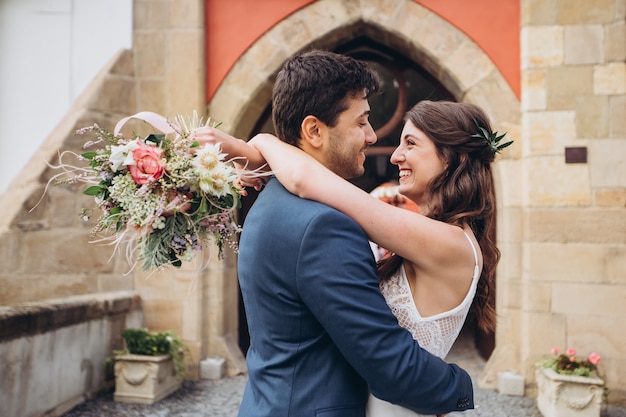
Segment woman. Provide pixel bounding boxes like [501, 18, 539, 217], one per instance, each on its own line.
[198, 100, 509, 416]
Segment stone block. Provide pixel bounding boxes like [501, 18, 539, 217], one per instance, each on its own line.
[92, 77, 137, 114]
[558, 0, 615, 24]
[546, 66, 594, 97]
[526, 156, 591, 206]
[410, 11, 465, 69]
[553, 282, 626, 316]
[444, 39, 494, 92]
[496, 241, 522, 287]
[499, 278, 522, 310]
[523, 312, 566, 353]
[526, 208, 626, 244]
[133, 0, 169, 30]
[575, 95, 610, 138]
[609, 96, 626, 137]
[141, 299, 183, 332]
[529, 242, 623, 284]
[524, 111, 576, 155]
[523, 281, 551, 312]
[169, 0, 203, 28]
[522, 0, 558, 25]
[22, 229, 114, 274]
[522, 69, 547, 110]
[564, 25, 604, 64]
[522, 26, 563, 69]
[568, 316, 626, 358]
[594, 62, 626, 95]
[134, 31, 166, 77]
[498, 371, 525, 396]
[200, 356, 225, 380]
[137, 80, 165, 116]
[589, 139, 626, 188]
[605, 20, 626, 62]
[167, 31, 204, 113]
[594, 189, 626, 207]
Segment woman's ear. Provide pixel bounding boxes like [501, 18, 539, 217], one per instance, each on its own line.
[300, 115, 325, 149]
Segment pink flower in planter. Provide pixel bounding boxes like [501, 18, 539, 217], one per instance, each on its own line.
[550, 347, 559, 355]
[588, 352, 601, 365]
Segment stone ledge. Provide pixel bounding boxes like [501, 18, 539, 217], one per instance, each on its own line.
[0, 291, 141, 342]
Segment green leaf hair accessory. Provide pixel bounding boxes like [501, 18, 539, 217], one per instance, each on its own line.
[471, 118, 513, 154]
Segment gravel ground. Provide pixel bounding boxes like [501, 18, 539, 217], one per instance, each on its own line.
[64, 329, 626, 417]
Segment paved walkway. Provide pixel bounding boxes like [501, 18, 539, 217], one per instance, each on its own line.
[64, 331, 626, 417]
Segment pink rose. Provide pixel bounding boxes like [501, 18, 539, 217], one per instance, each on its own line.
[588, 352, 601, 365]
[128, 142, 165, 184]
[550, 347, 560, 355]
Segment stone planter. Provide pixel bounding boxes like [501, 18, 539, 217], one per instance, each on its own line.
[536, 367, 604, 417]
[114, 354, 182, 404]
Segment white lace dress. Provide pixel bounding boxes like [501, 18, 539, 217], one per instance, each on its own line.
[366, 232, 481, 417]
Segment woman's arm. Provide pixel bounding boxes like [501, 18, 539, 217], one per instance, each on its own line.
[192, 126, 269, 189]
[192, 126, 266, 170]
[249, 134, 466, 266]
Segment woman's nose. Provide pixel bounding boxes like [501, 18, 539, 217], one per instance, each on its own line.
[390, 147, 404, 164]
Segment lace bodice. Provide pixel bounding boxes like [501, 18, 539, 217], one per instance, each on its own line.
[378, 232, 480, 359]
[366, 233, 480, 417]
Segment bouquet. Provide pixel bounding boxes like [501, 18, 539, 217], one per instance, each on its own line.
[51, 111, 245, 270]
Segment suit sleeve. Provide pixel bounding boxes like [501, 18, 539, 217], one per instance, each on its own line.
[296, 208, 474, 415]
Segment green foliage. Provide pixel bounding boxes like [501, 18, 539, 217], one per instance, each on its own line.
[119, 328, 189, 380]
[471, 118, 513, 154]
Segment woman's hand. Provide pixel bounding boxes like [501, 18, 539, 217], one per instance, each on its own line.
[191, 126, 269, 190]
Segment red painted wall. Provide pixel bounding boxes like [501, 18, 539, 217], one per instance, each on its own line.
[205, 0, 520, 101]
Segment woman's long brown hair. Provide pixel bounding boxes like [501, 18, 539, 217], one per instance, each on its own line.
[378, 100, 501, 333]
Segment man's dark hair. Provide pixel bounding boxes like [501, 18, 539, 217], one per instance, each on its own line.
[272, 50, 381, 146]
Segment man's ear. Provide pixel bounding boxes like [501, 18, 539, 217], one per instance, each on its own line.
[300, 115, 325, 149]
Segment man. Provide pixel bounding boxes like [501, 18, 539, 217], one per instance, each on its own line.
[200, 50, 474, 417]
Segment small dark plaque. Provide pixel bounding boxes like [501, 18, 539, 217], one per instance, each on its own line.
[565, 147, 587, 164]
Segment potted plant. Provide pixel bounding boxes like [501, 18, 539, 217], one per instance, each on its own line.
[535, 347, 605, 417]
[113, 328, 189, 404]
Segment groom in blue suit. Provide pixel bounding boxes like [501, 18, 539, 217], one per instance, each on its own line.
[237, 50, 474, 417]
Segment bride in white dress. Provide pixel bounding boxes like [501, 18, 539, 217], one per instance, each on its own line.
[199, 99, 506, 416]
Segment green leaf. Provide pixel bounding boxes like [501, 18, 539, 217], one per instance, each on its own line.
[497, 140, 514, 151]
[81, 151, 97, 160]
[83, 186, 104, 196]
[145, 133, 165, 146]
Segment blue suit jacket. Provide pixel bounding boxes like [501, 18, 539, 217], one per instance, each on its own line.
[237, 178, 473, 417]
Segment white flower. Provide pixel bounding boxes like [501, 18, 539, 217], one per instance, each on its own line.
[192, 143, 226, 173]
[110, 140, 141, 171]
[198, 164, 237, 197]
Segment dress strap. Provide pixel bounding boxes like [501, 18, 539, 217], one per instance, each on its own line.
[463, 231, 480, 280]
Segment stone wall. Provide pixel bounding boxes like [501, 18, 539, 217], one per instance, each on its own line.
[0, 0, 246, 381]
[0, 291, 143, 417]
[514, 0, 626, 403]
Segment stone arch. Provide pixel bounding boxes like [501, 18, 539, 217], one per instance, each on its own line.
[209, 0, 521, 386]
[208, 0, 519, 137]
